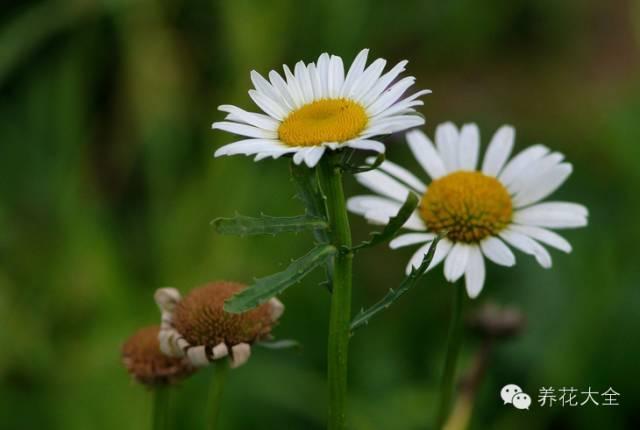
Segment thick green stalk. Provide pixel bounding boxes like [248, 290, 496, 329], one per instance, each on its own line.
[318, 153, 353, 430]
[152, 387, 171, 430]
[208, 360, 228, 430]
[435, 283, 465, 429]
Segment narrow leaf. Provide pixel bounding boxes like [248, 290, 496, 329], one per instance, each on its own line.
[351, 192, 419, 252]
[224, 244, 337, 313]
[212, 213, 328, 236]
[350, 234, 444, 333]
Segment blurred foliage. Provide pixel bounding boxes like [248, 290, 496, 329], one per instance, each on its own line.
[1, 0, 639, 429]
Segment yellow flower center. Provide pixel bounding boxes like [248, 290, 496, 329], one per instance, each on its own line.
[278, 98, 368, 147]
[420, 171, 513, 243]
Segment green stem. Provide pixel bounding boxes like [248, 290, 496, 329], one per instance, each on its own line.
[152, 387, 171, 430]
[318, 153, 353, 430]
[435, 283, 465, 429]
[208, 360, 228, 430]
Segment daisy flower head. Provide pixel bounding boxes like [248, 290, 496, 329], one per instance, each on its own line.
[348, 122, 588, 298]
[212, 49, 430, 167]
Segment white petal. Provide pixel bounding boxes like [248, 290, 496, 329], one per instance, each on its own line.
[211, 121, 278, 139]
[406, 238, 453, 275]
[513, 163, 573, 207]
[500, 229, 552, 268]
[406, 130, 447, 179]
[354, 169, 412, 202]
[316, 53, 330, 97]
[509, 224, 572, 253]
[389, 233, 435, 249]
[479, 236, 516, 266]
[308, 63, 322, 99]
[499, 144, 549, 187]
[293, 148, 309, 165]
[341, 49, 369, 96]
[217, 105, 280, 131]
[303, 146, 326, 167]
[284, 64, 305, 108]
[366, 77, 416, 117]
[250, 70, 280, 102]
[347, 195, 425, 230]
[295, 61, 314, 104]
[444, 243, 470, 282]
[513, 202, 588, 229]
[367, 157, 426, 193]
[347, 58, 386, 99]
[465, 246, 485, 298]
[346, 140, 386, 153]
[435, 122, 459, 172]
[482, 125, 515, 176]
[359, 60, 407, 106]
[214, 139, 285, 157]
[458, 123, 480, 171]
[362, 115, 424, 136]
[507, 152, 564, 194]
[248, 89, 287, 120]
[268, 70, 296, 110]
[328, 55, 345, 98]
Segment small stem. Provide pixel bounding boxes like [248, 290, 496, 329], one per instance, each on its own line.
[208, 360, 229, 430]
[318, 153, 353, 430]
[152, 387, 171, 430]
[435, 283, 465, 429]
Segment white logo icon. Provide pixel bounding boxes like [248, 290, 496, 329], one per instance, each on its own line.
[501, 384, 531, 410]
[512, 393, 532, 410]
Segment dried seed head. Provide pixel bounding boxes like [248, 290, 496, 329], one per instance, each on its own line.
[172, 281, 278, 348]
[467, 303, 525, 339]
[121, 325, 193, 386]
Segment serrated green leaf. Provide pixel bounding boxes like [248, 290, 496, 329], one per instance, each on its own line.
[255, 339, 302, 350]
[350, 234, 443, 333]
[351, 192, 419, 253]
[212, 213, 328, 236]
[224, 244, 337, 313]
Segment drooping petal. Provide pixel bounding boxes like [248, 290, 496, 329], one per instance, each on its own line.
[479, 236, 516, 266]
[444, 242, 471, 282]
[509, 224, 572, 253]
[500, 229, 552, 268]
[465, 246, 486, 298]
[406, 238, 453, 275]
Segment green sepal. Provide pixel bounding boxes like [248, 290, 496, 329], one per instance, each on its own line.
[224, 244, 337, 313]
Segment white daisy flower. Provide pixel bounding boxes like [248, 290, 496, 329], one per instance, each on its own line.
[212, 49, 430, 167]
[347, 123, 588, 298]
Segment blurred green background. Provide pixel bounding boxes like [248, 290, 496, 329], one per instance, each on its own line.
[1, 0, 639, 429]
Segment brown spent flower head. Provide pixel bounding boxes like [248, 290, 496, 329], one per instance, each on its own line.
[121, 325, 193, 386]
[173, 281, 276, 346]
[467, 302, 525, 339]
[154, 281, 284, 368]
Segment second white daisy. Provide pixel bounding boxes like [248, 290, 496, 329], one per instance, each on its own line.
[212, 49, 430, 167]
[348, 123, 588, 298]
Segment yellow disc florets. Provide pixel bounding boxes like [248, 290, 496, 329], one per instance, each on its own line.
[420, 171, 513, 243]
[278, 98, 368, 147]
